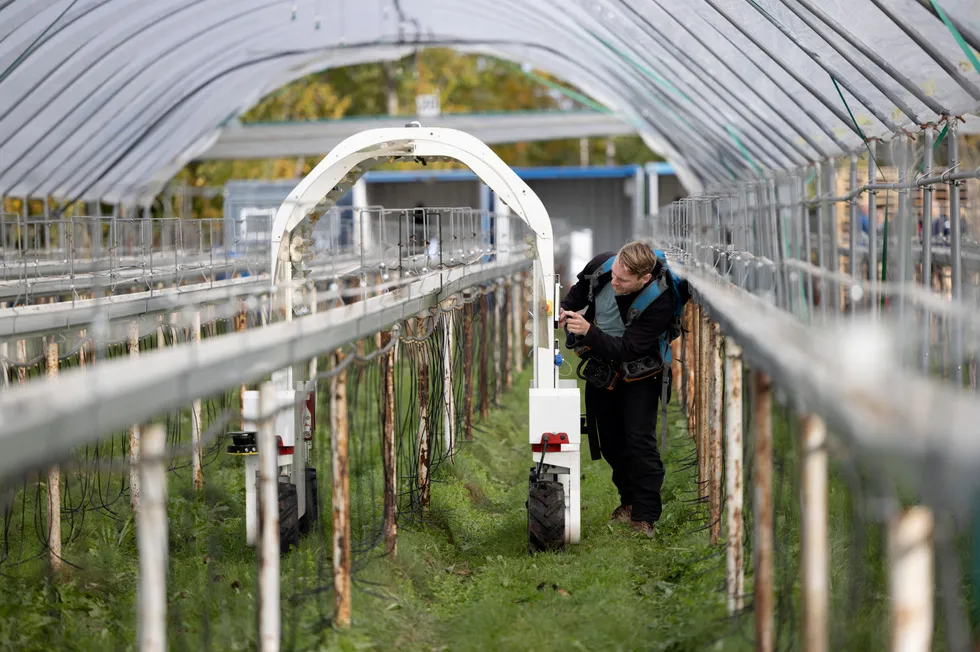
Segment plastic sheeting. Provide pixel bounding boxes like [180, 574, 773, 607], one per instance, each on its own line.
[1, 0, 979, 204]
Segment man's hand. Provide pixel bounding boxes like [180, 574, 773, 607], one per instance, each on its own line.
[558, 308, 569, 328]
[564, 311, 590, 336]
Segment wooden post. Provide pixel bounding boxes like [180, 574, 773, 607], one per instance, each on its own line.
[330, 351, 351, 629]
[889, 507, 934, 652]
[479, 294, 489, 420]
[698, 308, 710, 500]
[380, 330, 397, 556]
[16, 339, 26, 385]
[709, 322, 724, 544]
[670, 336, 682, 405]
[754, 370, 774, 652]
[237, 303, 248, 427]
[442, 306, 456, 458]
[257, 382, 280, 651]
[724, 338, 744, 614]
[191, 311, 204, 491]
[463, 300, 475, 440]
[493, 284, 503, 404]
[801, 413, 828, 652]
[416, 319, 432, 510]
[513, 275, 524, 374]
[690, 305, 700, 440]
[137, 424, 167, 652]
[684, 304, 696, 422]
[503, 282, 513, 389]
[46, 341, 62, 573]
[129, 322, 141, 510]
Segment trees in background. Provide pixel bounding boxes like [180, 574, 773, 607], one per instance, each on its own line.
[179, 49, 657, 194]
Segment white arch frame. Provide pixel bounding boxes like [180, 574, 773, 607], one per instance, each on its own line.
[269, 126, 557, 386]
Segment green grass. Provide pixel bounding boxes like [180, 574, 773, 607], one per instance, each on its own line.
[310, 370, 746, 652]
[1, 355, 933, 651]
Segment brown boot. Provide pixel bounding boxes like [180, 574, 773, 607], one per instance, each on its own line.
[610, 504, 632, 524]
[629, 520, 656, 540]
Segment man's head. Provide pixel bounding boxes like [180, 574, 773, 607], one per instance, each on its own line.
[611, 241, 657, 295]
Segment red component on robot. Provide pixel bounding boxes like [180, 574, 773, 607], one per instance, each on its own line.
[531, 432, 568, 453]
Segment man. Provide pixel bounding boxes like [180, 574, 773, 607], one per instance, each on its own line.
[559, 241, 677, 540]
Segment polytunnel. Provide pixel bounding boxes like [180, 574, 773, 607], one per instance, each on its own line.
[2, 0, 980, 205]
[5, 2, 980, 651]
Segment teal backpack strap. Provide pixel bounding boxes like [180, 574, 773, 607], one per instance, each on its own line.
[624, 275, 667, 328]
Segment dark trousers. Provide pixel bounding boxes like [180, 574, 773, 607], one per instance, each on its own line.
[586, 374, 665, 523]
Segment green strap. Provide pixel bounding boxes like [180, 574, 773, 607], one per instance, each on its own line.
[720, 159, 738, 182]
[831, 75, 894, 186]
[928, 0, 980, 77]
[724, 124, 763, 176]
[831, 77, 866, 142]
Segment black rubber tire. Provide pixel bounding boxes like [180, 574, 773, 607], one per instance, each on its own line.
[298, 467, 318, 535]
[278, 482, 300, 554]
[527, 480, 566, 554]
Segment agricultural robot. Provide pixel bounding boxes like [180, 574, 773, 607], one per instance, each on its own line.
[228, 124, 581, 554]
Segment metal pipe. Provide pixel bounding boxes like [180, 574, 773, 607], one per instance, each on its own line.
[695, 6, 858, 146]
[770, 178, 789, 308]
[896, 137, 912, 322]
[801, 170, 815, 319]
[921, 128, 934, 374]
[949, 123, 964, 382]
[817, 163, 828, 314]
[848, 154, 859, 286]
[744, 0, 901, 131]
[788, 171, 804, 319]
[644, 0, 827, 158]
[827, 159, 841, 314]
[869, 0, 980, 101]
[780, 0, 944, 117]
[838, 168, 980, 202]
[868, 143, 880, 316]
[918, 167, 980, 186]
[616, 9, 808, 167]
[913, 0, 980, 53]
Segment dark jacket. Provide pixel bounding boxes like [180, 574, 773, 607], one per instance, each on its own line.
[560, 251, 675, 363]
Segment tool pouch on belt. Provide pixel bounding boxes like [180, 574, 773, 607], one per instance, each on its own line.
[621, 355, 666, 382]
[578, 358, 619, 390]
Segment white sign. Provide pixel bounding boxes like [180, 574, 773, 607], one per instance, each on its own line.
[415, 93, 441, 118]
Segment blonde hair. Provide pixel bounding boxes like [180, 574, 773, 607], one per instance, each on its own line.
[616, 241, 657, 278]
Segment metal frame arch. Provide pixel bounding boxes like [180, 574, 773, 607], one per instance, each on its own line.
[270, 126, 555, 289]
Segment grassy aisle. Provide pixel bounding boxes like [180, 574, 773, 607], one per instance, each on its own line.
[323, 370, 744, 652]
